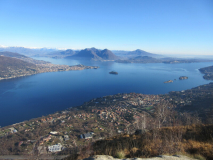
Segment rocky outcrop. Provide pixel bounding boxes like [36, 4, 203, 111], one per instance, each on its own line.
[164, 80, 173, 83]
[82, 155, 197, 160]
[179, 76, 188, 80]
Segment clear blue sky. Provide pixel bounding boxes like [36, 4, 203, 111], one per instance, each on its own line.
[0, 0, 212, 55]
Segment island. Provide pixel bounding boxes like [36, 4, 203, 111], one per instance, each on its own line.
[179, 76, 188, 80]
[109, 71, 118, 75]
[164, 80, 173, 83]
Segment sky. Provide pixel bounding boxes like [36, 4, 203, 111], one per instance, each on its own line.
[0, 0, 212, 55]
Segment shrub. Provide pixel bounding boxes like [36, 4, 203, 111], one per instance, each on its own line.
[193, 154, 206, 160]
[115, 150, 126, 159]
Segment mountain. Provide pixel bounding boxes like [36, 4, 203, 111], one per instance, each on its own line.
[47, 49, 79, 58]
[68, 48, 118, 60]
[0, 51, 99, 81]
[112, 49, 163, 58]
[127, 49, 160, 58]
[96, 49, 117, 60]
[0, 46, 59, 56]
[59, 49, 77, 56]
[70, 48, 101, 60]
[0, 51, 49, 64]
[116, 55, 163, 63]
[0, 56, 38, 79]
[0, 51, 27, 58]
[131, 56, 156, 60]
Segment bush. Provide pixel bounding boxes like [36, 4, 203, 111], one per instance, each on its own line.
[115, 150, 126, 159]
[193, 154, 206, 160]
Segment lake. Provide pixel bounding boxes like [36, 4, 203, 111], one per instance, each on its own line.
[0, 57, 212, 127]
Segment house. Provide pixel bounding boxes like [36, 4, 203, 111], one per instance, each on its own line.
[8, 127, 17, 133]
[43, 135, 51, 142]
[64, 135, 69, 141]
[80, 132, 94, 139]
[50, 131, 58, 135]
[18, 141, 23, 147]
[48, 143, 62, 152]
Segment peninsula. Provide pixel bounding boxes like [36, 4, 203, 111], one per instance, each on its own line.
[199, 65, 213, 80]
[0, 52, 99, 81]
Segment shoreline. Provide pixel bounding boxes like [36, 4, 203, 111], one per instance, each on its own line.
[0, 64, 99, 81]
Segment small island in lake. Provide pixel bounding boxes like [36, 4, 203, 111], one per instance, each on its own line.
[179, 76, 188, 80]
[164, 80, 173, 83]
[109, 71, 118, 75]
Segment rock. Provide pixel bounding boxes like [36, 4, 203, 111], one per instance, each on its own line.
[82, 155, 197, 160]
[164, 80, 173, 83]
[109, 71, 118, 75]
[179, 76, 188, 80]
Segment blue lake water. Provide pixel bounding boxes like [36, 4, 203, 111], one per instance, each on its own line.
[0, 57, 212, 127]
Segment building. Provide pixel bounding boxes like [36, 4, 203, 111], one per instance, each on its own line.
[48, 143, 62, 152]
[64, 135, 69, 141]
[80, 132, 94, 139]
[50, 131, 58, 135]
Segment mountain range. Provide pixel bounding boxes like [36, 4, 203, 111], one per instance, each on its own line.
[48, 47, 118, 60]
[0, 46, 58, 56]
[0, 46, 161, 60]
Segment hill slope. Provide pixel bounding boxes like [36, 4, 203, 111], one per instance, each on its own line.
[0, 56, 38, 79]
[0, 52, 99, 80]
[66, 125, 213, 160]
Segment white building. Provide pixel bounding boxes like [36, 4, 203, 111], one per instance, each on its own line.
[50, 131, 58, 135]
[48, 143, 62, 152]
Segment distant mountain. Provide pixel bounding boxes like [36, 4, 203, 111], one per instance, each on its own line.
[69, 48, 118, 60]
[0, 51, 27, 58]
[131, 56, 156, 60]
[70, 48, 100, 60]
[127, 49, 160, 57]
[97, 49, 117, 60]
[0, 47, 59, 56]
[47, 49, 79, 58]
[116, 55, 163, 63]
[112, 49, 162, 58]
[60, 49, 77, 56]
[0, 51, 49, 65]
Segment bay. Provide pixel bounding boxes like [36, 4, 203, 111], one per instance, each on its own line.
[0, 57, 212, 127]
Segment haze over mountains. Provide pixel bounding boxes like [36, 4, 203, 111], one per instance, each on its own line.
[0, 46, 58, 56]
[0, 51, 99, 81]
[0, 46, 161, 60]
[1, 46, 213, 63]
[112, 49, 163, 58]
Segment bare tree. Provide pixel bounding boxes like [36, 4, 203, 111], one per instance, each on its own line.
[154, 102, 172, 128]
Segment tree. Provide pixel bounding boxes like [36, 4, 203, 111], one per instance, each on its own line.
[154, 102, 172, 128]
